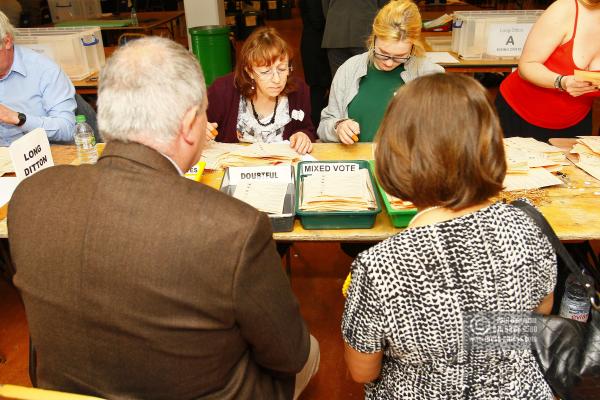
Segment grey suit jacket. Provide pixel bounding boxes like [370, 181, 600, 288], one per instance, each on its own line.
[8, 141, 309, 400]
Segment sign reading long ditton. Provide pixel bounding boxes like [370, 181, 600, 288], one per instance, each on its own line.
[9, 128, 55, 181]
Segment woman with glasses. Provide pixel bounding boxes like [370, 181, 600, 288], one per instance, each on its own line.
[317, 0, 443, 144]
[206, 27, 316, 154]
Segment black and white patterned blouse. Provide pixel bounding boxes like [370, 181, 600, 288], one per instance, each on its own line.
[342, 202, 556, 400]
[236, 96, 291, 143]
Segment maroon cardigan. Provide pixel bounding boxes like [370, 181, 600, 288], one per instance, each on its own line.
[207, 73, 317, 143]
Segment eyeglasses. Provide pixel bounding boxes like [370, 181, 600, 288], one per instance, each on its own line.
[372, 40, 413, 64]
[372, 49, 412, 64]
[253, 66, 293, 81]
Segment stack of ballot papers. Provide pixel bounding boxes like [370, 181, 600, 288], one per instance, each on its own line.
[503, 137, 566, 191]
[0, 147, 15, 175]
[574, 69, 600, 85]
[570, 136, 600, 181]
[201, 142, 301, 170]
[386, 193, 416, 211]
[300, 169, 376, 212]
[232, 181, 288, 214]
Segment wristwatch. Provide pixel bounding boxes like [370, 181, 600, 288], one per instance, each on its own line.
[16, 112, 26, 127]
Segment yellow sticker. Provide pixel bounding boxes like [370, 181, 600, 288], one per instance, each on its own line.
[184, 161, 206, 182]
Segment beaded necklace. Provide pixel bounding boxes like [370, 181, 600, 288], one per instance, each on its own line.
[250, 96, 279, 127]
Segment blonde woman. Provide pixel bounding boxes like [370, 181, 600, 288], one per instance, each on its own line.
[317, 0, 443, 143]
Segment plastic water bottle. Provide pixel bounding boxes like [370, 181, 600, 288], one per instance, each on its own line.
[559, 271, 593, 322]
[130, 7, 139, 26]
[74, 115, 98, 164]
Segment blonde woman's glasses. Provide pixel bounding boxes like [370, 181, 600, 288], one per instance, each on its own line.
[372, 50, 411, 64]
[254, 66, 293, 81]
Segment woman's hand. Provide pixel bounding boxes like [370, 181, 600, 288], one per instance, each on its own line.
[562, 75, 600, 97]
[289, 132, 313, 154]
[205, 122, 218, 141]
[335, 119, 360, 145]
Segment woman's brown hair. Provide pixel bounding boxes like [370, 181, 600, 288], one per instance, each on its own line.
[234, 27, 295, 98]
[375, 73, 506, 210]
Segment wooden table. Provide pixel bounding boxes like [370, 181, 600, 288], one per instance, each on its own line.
[2, 143, 600, 241]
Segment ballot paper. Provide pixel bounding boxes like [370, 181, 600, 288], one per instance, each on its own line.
[504, 137, 566, 170]
[0, 177, 19, 207]
[569, 137, 600, 180]
[505, 147, 530, 173]
[386, 193, 416, 211]
[200, 142, 247, 170]
[201, 142, 301, 170]
[300, 169, 376, 212]
[574, 69, 600, 85]
[423, 13, 453, 29]
[0, 148, 14, 176]
[503, 168, 564, 191]
[577, 136, 600, 154]
[232, 181, 288, 214]
[425, 52, 460, 64]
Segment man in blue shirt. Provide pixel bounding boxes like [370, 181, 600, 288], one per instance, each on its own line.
[0, 11, 76, 146]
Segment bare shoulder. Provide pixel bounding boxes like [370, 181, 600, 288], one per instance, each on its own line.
[543, 0, 575, 23]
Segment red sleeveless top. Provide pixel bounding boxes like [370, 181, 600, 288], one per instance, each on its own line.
[500, 0, 600, 129]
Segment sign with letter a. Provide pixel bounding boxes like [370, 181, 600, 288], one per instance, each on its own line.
[9, 128, 55, 181]
[486, 23, 533, 57]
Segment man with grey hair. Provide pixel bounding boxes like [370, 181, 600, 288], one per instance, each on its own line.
[8, 36, 318, 399]
[0, 10, 76, 145]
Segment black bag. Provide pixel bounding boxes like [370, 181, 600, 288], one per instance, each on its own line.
[512, 200, 600, 400]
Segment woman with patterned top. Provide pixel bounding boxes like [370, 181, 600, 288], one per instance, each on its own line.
[342, 74, 557, 399]
[207, 27, 316, 154]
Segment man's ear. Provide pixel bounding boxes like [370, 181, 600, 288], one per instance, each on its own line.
[180, 106, 199, 145]
[4, 36, 13, 50]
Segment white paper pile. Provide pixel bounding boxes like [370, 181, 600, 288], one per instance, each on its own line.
[0, 147, 15, 175]
[570, 136, 600, 181]
[386, 193, 416, 211]
[232, 181, 288, 214]
[502, 137, 566, 191]
[300, 169, 376, 212]
[201, 142, 301, 170]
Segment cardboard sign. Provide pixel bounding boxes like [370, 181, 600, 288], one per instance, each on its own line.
[227, 165, 292, 185]
[9, 128, 54, 181]
[300, 162, 359, 176]
[486, 23, 533, 57]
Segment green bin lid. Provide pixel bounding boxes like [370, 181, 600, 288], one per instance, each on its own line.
[188, 25, 230, 36]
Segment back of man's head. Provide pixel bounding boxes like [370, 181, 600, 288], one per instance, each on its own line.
[0, 11, 16, 41]
[98, 36, 206, 149]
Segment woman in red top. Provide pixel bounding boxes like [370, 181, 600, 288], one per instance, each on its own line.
[497, 0, 600, 141]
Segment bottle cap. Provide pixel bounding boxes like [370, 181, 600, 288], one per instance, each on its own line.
[76, 115, 86, 123]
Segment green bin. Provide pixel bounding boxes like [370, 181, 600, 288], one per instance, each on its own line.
[189, 25, 232, 86]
